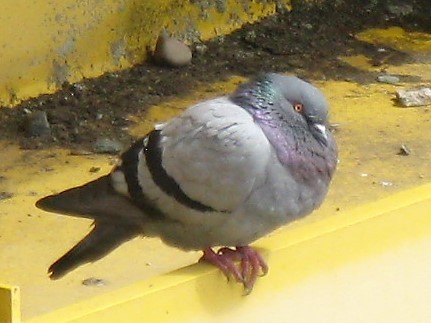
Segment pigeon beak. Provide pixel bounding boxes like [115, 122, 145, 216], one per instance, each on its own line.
[314, 124, 328, 141]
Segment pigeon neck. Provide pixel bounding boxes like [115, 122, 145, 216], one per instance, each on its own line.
[230, 80, 276, 114]
[258, 119, 337, 185]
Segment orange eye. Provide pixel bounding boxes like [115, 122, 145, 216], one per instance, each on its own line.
[293, 103, 304, 113]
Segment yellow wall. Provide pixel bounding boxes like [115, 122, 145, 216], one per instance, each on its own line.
[0, 0, 290, 107]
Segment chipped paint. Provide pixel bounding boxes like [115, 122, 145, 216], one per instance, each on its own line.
[49, 60, 70, 88]
[110, 39, 128, 66]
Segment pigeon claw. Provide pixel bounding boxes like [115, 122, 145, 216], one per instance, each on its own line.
[200, 247, 243, 283]
[200, 246, 268, 294]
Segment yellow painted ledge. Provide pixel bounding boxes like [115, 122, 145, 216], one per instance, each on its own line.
[25, 182, 431, 323]
[0, 284, 20, 323]
[0, 0, 291, 106]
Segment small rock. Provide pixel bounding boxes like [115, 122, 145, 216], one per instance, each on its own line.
[69, 150, 93, 156]
[194, 43, 208, 55]
[215, 35, 225, 44]
[153, 32, 192, 67]
[89, 166, 101, 173]
[243, 30, 256, 43]
[387, 4, 413, 17]
[26, 111, 51, 137]
[302, 23, 313, 30]
[0, 191, 14, 200]
[380, 181, 393, 187]
[329, 123, 341, 132]
[82, 277, 107, 287]
[93, 138, 123, 154]
[396, 87, 431, 107]
[398, 144, 411, 156]
[377, 74, 400, 84]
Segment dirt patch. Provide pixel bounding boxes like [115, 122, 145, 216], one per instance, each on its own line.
[0, 0, 430, 152]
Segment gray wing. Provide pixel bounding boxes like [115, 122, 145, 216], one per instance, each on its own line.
[155, 97, 272, 212]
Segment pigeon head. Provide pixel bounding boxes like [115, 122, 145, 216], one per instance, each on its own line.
[231, 73, 337, 182]
[231, 73, 330, 146]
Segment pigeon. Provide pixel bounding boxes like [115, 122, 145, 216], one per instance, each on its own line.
[36, 73, 338, 293]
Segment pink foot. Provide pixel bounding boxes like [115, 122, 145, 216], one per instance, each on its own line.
[200, 246, 268, 294]
[200, 247, 243, 282]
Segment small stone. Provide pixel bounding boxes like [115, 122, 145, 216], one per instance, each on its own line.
[153, 32, 192, 67]
[69, 150, 93, 156]
[243, 30, 256, 43]
[398, 144, 411, 156]
[275, 1, 288, 14]
[215, 35, 225, 44]
[329, 123, 341, 132]
[377, 74, 400, 84]
[26, 111, 51, 137]
[396, 87, 431, 107]
[194, 43, 208, 55]
[302, 23, 313, 30]
[387, 4, 413, 17]
[82, 277, 107, 287]
[0, 191, 14, 200]
[380, 181, 393, 187]
[93, 138, 123, 154]
[89, 166, 101, 173]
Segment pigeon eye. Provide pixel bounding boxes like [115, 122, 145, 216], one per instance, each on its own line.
[293, 103, 304, 113]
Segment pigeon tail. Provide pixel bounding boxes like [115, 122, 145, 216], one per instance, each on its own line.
[37, 175, 115, 218]
[36, 175, 147, 225]
[49, 221, 141, 279]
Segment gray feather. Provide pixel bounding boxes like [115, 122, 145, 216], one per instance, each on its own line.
[36, 175, 145, 225]
[36, 73, 338, 280]
[48, 221, 141, 279]
[37, 175, 148, 278]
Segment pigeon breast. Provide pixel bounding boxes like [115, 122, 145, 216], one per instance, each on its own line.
[114, 79, 337, 249]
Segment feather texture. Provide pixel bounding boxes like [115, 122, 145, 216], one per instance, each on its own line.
[36, 73, 338, 282]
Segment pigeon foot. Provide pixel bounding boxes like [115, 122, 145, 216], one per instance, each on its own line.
[200, 246, 268, 294]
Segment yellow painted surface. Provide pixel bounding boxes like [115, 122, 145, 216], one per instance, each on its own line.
[0, 284, 20, 323]
[357, 26, 431, 52]
[0, 26, 431, 321]
[0, 0, 291, 107]
[27, 184, 431, 323]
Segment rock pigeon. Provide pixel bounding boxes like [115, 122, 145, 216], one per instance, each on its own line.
[36, 73, 338, 293]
